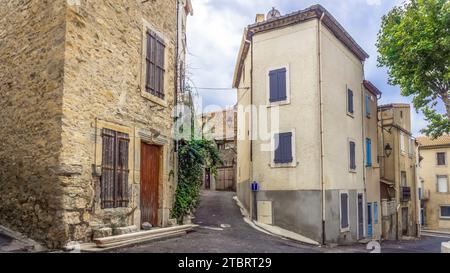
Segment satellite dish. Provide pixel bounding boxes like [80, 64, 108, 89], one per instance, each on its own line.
[267, 7, 281, 20]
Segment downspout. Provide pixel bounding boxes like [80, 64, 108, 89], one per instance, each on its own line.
[415, 142, 421, 238]
[318, 12, 326, 245]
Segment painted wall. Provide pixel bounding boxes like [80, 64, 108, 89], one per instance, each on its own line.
[418, 146, 450, 230]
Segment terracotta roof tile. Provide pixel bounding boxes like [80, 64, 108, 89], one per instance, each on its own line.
[417, 135, 450, 148]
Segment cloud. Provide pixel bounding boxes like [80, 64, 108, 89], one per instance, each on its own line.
[186, 0, 428, 135]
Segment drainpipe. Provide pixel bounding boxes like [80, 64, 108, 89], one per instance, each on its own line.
[318, 12, 326, 245]
[415, 142, 421, 238]
[361, 72, 367, 239]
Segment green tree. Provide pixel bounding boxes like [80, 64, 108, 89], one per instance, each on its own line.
[377, 0, 450, 138]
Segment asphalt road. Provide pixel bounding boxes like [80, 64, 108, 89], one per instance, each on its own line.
[114, 190, 449, 253]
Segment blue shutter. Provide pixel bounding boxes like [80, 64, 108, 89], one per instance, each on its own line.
[348, 89, 354, 114]
[269, 71, 278, 102]
[366, 138, 372, 167]
[277, 68, 287, 101]
[350, 141, 356, 170]
[269, 68, 287, 103]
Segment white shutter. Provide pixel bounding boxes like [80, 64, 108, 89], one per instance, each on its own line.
[438, 176, 448, 193]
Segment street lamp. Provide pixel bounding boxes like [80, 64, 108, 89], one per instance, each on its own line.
[384, 144, 393, 158]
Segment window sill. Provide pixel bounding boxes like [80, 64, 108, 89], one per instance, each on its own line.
[349, 169, 357, 173]
[267, 100, 290, 108]
[269, 162, 298, 169]
[347, 112, 355, 119]
[340, 227, 350, 233]
[141, 89, 168, 107]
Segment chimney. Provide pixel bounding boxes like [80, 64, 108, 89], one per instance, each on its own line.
[255, 14, 265, 23]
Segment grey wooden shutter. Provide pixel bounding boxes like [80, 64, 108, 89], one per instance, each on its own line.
[269, 71, 278, 102]
[282, 132, 293, 163]
[341, 193, 349, 228]
[274, 134, 282, 163]
[101, 129, 116, 209]
[348, 89, 354, 114]
[277, 68, 287, 101]
[350, 141, 356, 170]
[274, 132, 293, 163]
[115, 132, 130, 208]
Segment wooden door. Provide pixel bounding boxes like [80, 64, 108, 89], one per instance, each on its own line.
[357, 194, 364, 240]
[140, 143, 161, 227]
[402, 207, 409, 236]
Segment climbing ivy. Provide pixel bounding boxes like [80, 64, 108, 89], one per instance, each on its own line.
[171, 139, 221, 223]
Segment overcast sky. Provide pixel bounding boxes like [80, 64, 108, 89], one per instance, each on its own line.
[186, 0, 429, 136]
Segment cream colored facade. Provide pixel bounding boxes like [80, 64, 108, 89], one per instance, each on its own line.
[417, 136, 450, 230]
[233, 5, 381, 244]
[378, 104, 420, 240]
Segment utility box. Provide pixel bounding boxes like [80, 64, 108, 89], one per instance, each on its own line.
[257, 201, 273, 225]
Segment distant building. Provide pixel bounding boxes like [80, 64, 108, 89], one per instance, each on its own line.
[233, 5, 383, 245]
[378, 104, 420, 240]
[201, 108, 237, 191]
[417, 135, 450, 231]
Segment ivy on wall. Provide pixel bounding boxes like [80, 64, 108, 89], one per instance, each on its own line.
[171, 139, 221, 223]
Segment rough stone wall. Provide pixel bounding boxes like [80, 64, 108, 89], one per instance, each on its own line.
[60, 0, 178, 243]
[0, 0, 68, 248]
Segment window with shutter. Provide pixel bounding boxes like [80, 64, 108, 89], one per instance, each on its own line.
[101, 129, 130, 209]
[349, 141, 356, 170]
[437, 152, 446, 166]
[347, 89, 354, 114]
[365, 94, 371, 118]
[145, 30, 165, 99]
[340, 192, 349, 230]
[274, 132, 293, 164]
[269, 68, 287, 103]
[366, 138, 372, 167]
[437, 175, 448, 193]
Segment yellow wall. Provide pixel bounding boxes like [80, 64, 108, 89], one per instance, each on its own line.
[419, 146, 450, 230]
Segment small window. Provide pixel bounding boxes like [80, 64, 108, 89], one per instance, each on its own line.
[274, 132, 293, 164]
[145, 30, 165, 99]
[437, 152, 447, 166]
[347, 89, 354, 115]
[400, 132, 405, 153]
[437, 175, 449, 193]
[401, 171, 407, 187]
[409, 138, 414, 156]
[269, 68, 287, 103]
[365, 94, 371, 118]
[349, 141, 356, 171]
[366, 138, 372, 167]
[340, 192, 350, 230]
[441, 206, 450, 219]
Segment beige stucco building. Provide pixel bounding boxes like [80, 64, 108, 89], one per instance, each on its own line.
[378, 104, 420, 240]
[417, 135, 450, 231]
[233, 5, 382, 244]
[0, 0, 192, 248]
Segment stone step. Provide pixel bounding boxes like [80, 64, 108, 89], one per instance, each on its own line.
[94, 224, 198, 248]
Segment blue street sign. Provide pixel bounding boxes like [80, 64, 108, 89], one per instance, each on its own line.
[251, 181, 259, 192]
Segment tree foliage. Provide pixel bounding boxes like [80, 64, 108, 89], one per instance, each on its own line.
[171, 139, 222, 223]
[377, 0, 450, 138]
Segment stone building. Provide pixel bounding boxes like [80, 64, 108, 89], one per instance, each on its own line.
[0, 0, 192, 248]
[378, 104, 420, 240]
[233, 5, 382, 245]
[201, 107, 237, 191]
[417, 135, 450, 231]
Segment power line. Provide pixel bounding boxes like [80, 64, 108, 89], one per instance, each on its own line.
[195, 87, 250, 91]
